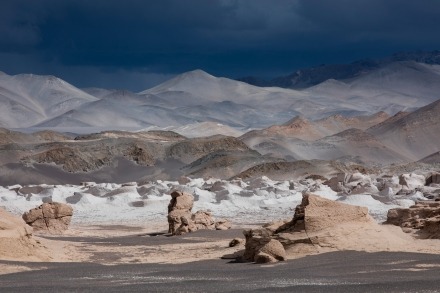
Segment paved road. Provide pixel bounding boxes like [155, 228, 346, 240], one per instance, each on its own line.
[1, 251, 440, 292]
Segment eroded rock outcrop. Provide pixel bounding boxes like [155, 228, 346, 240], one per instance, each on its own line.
[241, 193, 385, 263]
[275, 193, 373, 251]
[192, 210, 215, 230]
[241, 229, 286, 263]
[386, 201, 440, 238]
[167, 191, 195, 234]
[22, 202, 73, 234]
[167, 190, 231, 235]
[324, 172, 373, 194]
[426, 172, 440, 186]
[0, 207, 48, 261]
[398, 173, 426, 191]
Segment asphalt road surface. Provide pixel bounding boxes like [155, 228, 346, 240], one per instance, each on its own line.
[1, 251, 440, 292]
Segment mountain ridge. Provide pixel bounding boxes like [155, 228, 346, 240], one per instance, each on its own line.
[1, 51, 440, 131]
[238, 50, 440, 89]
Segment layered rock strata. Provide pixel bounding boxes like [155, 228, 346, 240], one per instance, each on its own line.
[386, 201, 440, 238]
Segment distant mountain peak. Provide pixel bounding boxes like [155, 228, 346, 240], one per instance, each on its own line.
[282, 116, 310, 128]
[370, 111, 389, 119]
[141, 69, 219, 94]
[176, 69, 215, 80]
[238, 50, 440, 89]
[391, 50, 440, 64]
[322, 128, 378, 142]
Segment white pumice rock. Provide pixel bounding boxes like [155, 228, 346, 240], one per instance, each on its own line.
[0, 175, 434, 226]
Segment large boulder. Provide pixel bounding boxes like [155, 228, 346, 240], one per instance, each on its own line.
[242, 229, 286, 263]
[376, 175, 400, 197]
[22, 202, 73, 234]
[242, 194, 440, 263]
[167, 191, 194, 234]
[192, 210, 215, 230]
[0, 207, 48, 261]
[276, 194, 440, 253]
[174, 213, 198, 235]
[299, 193, 371, 232]
[345, 172, 372, 188]
[398, 173, 426, 190]
[324, 173, 350, 193]
[385, 201, 440, 238]
[426, 172, 440, 186]
[167, 190, 231, 235]
[168, 209, 193, 235]
[324, 172, 374, 194]
[168, 190, 194, 213]
[242, 193, 392, 262]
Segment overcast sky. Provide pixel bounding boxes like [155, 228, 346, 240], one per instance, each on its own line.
[1, 0, 440, 91]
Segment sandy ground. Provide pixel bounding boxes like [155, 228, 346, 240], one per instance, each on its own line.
[40, 224, 245, 264]
[0, 223, 249, 275]
[2, 221, 440, 277]
[2, 251, 440, 292]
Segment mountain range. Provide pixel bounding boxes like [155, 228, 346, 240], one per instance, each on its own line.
[0, 51, 439, 184]
[238, 50, 440, 89]
[1, 51, 440, 133]
[1, 92, 439, 185]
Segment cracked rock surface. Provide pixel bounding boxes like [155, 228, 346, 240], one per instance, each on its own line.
[22, 202, 73, 234]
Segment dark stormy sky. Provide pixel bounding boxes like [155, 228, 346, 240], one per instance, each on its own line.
[1, 0, 440, 91]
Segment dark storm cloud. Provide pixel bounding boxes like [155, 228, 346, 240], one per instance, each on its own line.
[1, 0, 440, 90]
[295, 1, 440, 43]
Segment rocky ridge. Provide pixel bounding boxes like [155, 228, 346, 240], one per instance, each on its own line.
[239, 50, 440, 89]
[240, 111, 390, 142]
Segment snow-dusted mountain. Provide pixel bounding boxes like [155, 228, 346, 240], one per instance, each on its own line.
[240, 50, 440, 89]
[1, 54, 440, 131]
[142, 69, 284, 104]
[36, 98, 196, 128]
[138, 63, 440, 125]
[169, 122, 244, 138]
[0, 72, 98, 128]
[303, 61, 440, 115]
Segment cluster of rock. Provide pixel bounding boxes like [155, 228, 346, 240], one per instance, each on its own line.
[324, 172, 377, 194]
[22, 202, 73, 234]
[386, 201, 440, 238]
[3, 171, 440, 240]
[167, 190, 231, 235]
[240, 193, 374, 263]
[324, 171, 440, 199]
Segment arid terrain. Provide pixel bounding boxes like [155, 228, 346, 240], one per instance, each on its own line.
[1, 95, 439, 186]
[1, 52, 440, 291]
